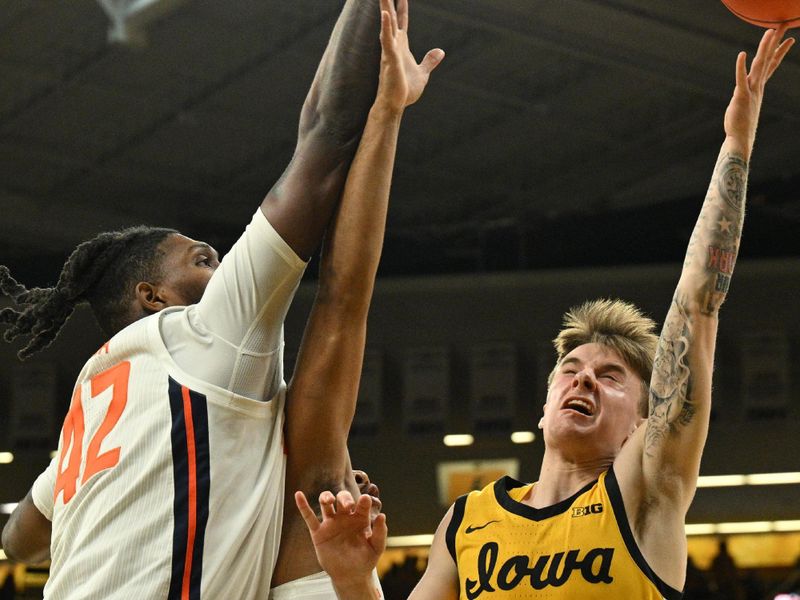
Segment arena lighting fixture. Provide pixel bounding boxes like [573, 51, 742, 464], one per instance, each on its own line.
[747, 472, 800, 485]
[386, 520, 800, 547]
[386, 534, 435, 548]
[684, 520, 800, 536]
[696, 474, 747, 487]
[510, 431, 537, 444]
[0, 503, 18, 515]
[775, 520, 800, 532]
[683, 523, 717, 535]
[0, 550, 6, 560]
[443, 434, 474, 447]
[0, 452, 13, 464]
[696, 472, 800, 488]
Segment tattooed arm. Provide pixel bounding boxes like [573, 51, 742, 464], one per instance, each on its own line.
[613, 27, 794, 590]
[643, 26, 793, 513]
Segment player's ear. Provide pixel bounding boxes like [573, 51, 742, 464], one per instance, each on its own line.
[135, 281, 168, 312]
[538, 403, 547, 430]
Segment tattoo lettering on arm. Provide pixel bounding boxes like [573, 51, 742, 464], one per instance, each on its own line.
[647, 152, 747, 456]
[699, 152, 747, 314]
[645, 294, 694, 457]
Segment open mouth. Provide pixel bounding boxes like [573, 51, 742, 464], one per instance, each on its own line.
[562, 399, 594, 416]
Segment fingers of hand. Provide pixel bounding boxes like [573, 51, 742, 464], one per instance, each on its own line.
[320, 490, 337, 519]
[397, 0, 409, 31]
[370, 514, 389, 552]
[735, 51, 748, 89]
[767, 37, 795, 80]
[379, 0, 396, 21]
[749, 30, 775, 80]
[379, 0, 398, 37]
[353, 470, 369, 487]
[379, 11, 391, 47]
[295, 491, 320, 532]
[419, 48, 445, 74]
[336, 490, 356, 514]
[354, 493, 374, 520]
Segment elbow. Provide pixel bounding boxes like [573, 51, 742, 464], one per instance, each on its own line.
[298, 79, 366, 152]
[2, 515, 50, 565]
[2, 522, 25, 564]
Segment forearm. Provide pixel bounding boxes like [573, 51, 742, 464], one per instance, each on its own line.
[644, 141, 747, 490]
[261, 0, 382, 260]
[318, 105, 402, 309]
[2, 491, 52, 564]
[680, 138, 747, 315]
[282, 107, 402, 486]
[300, 0, 381, 146]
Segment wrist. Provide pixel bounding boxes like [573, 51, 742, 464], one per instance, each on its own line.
[369, 101, 405, 123]
[332, 575, 381, 600]
[723, 134, 753, 163]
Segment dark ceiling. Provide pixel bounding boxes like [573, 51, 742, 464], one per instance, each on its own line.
[2, 0, 800, 286]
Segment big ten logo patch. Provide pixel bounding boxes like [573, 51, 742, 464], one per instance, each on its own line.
[571, 503, 603, 518]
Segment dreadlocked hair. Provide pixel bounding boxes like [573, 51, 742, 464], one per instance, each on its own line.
[0, 226, 178, 360]
[548, 299, 659, 417]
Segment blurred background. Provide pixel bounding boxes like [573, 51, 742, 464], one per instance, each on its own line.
[0, 0, 798, 598]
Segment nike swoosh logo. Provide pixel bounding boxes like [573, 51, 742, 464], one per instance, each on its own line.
[465, 520, 501, 534]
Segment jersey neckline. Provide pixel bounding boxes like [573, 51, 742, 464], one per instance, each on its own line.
[493, 474, 600, 522]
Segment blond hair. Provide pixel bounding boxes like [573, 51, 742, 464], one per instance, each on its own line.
[549, 299, 658, 417]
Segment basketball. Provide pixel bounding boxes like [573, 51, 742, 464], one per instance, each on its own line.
[720, 0, 800, 28]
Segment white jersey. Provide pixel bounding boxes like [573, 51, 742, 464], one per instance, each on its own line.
[31, 210, 307, 600]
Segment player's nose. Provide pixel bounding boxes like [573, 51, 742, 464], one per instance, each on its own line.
[572, 369, 596, 391]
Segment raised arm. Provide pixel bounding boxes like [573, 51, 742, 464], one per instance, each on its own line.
[273, 0, 443, 586]
[260, 0, 382, 260]
[613, 28, 794, 590]
[642, 26, 793, 513]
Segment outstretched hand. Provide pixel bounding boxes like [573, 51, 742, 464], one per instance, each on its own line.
[375, 0, 444, 113]
[725, 26, 794, 158]
[295, 489, 387, 590]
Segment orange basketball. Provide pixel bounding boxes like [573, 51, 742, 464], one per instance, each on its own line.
[721, 0, 800, 28]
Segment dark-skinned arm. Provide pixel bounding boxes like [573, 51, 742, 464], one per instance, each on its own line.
[272, 0, 443, 587]
[2, 490, 52, 564]
[260, 0, 382, 261]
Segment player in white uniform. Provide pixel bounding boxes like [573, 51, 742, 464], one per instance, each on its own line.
[27, 210, 302, 599]
[0, 0, 389, 597]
